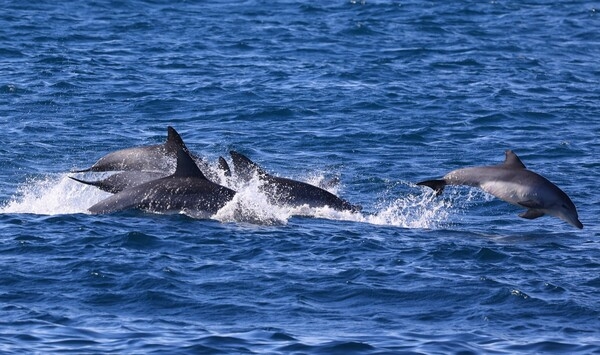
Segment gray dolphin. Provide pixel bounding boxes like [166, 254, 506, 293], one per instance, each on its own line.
[417, 150, 583, 229]
[73, 126, 186, 173]
[229, 151, 361, 212]
[88, 148, 236, 216]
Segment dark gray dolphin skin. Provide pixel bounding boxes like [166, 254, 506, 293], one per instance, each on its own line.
[229, 151, 361, 212]
[88, 148, 236, 215]
[73, 126, 186, 173]
[417, 150, 583, 229]
[69, 171, 168, 194]
[218, 156, 232, 177]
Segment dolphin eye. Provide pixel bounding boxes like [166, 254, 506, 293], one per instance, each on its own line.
[561, 203, 569, 210]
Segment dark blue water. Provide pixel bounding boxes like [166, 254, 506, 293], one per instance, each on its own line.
[1, 1, 600, 353]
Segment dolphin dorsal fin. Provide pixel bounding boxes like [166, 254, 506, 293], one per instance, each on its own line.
[173, 147, 207, 179]
[165, 126, 187, 152]
[218, 156, 232, 177]
[503, 150, 526, 169]
[229, 151, 268, 181]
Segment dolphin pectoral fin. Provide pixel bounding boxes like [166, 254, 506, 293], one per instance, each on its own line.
[519, 209, 545, 220]
[517, 200, 544, 209]
[416, 179, 446, 196]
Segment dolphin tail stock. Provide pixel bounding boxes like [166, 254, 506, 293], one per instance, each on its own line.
[416, 179, 447, 196]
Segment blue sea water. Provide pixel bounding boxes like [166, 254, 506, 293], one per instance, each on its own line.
[1, 0, 600, 353]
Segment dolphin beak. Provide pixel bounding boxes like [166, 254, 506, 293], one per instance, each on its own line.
[563, 215, 584, 229]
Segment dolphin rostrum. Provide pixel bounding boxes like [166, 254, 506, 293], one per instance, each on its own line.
[88, 147, 236, 216]
[229, 150, 361, 212]
[73, 126, 187, 173]
[417, 150, 583, 229]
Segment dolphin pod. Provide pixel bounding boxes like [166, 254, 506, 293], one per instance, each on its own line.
[417, 150, 583, 229]
[72, 126, 360, 216]
[88, 147, 236, 215]
[71, 127, 582, 229]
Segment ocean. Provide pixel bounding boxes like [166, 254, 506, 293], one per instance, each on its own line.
[1, 1, 599, 353]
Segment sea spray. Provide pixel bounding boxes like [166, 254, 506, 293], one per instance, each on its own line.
[0, 173, 109, 215]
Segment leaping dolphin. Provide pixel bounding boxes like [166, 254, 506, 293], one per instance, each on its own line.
[417, 150, 583, 229]
[73, 126, 187, 173]
[229, 151, 361, 212]
[88, 148, 236, 216]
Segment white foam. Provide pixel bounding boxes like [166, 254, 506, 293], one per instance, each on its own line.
[213, 176, 291, 226]
[0, 174, 109, 215]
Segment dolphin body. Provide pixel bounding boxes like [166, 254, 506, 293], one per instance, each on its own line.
[88, 148, 236, 216]
[73, 126, 186, 173]
[229, 151, 361, 212]
[417, 150, 583, 229]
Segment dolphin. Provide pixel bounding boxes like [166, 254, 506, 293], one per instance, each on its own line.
[88, 147, 236, 216]
[73, 126, 187, 173]
[69, 171, 168, 194]
[417, 150, 583, 229]
[229, 150, 361, 212]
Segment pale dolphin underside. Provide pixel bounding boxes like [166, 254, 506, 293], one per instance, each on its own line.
[417, 150, 583, 229]
[73, 126, 187, 173]
[88, 148, 236, 216]
[229, 150, 361, 212]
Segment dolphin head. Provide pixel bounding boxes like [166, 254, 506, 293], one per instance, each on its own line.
[547, 198, 583, 229]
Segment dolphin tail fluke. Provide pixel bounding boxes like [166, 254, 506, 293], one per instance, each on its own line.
[417, 179, 446, 196]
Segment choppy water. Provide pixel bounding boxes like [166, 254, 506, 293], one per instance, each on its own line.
[1, 1, 599, 353]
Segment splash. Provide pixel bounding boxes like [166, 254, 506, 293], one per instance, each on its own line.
[0, 174, 109, 215]
[213, 176, 292, 226]
[0, 169, 453, 229]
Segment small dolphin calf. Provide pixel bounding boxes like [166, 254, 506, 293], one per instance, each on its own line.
[74, 126, 187, 173]
[88, 148, 236, 216]
[229, 151, 361, 212]
[417, 150, 583, 229]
